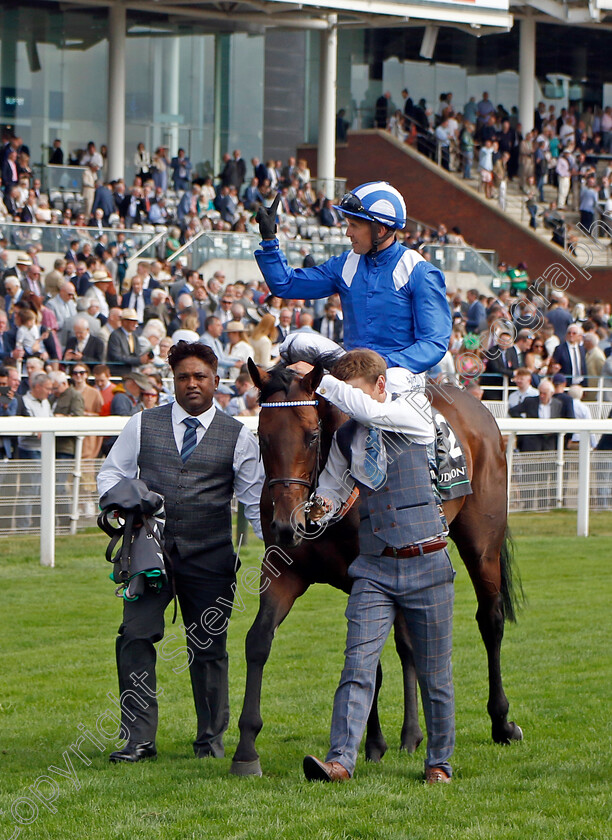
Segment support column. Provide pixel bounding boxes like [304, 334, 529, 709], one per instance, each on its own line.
[162, 37, 181, 155]
[213, 34, 230, 178]
[107, 3, 126, 181]
[318, 14, 337, 199]
[518, 15, 535, 134]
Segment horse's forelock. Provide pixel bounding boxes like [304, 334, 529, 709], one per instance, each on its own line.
[258, 363, 297, 403]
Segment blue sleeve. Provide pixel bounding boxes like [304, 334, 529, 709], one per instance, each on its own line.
[385, 262, 452, 373]
[255, 238, 345, 300]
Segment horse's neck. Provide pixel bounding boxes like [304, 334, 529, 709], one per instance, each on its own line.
[320, 400, 346, 463]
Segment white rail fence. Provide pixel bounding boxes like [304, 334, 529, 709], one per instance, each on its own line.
[0, 416, 610, 566]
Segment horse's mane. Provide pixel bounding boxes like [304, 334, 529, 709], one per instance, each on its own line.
[258, 363, 297, 402]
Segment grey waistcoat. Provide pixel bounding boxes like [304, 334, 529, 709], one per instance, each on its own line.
[138, 403, 241, 562]
[336, 420, 443, 556]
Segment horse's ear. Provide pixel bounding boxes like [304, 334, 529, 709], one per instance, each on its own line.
[301, 360, 324, 394]
[247, 358, 266, 391]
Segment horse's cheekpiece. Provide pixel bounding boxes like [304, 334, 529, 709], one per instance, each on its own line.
[303, 494, 328, 525]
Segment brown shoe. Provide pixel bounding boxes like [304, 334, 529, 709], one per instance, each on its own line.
[303, 755, 350, 782]
[425, 766, 451, 784]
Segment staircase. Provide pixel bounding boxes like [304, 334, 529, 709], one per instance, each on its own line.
[448, 168, 612, 270]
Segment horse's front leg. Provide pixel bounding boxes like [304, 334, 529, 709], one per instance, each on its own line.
[230, 571, 308, 776]
[393, 611, 424, 753]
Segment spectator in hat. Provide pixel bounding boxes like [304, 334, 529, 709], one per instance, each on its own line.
[109, 371, 150, 416]
[551, 373, 576, 418]
[213, 383, 233, 414]
[106, 308, 150, 376]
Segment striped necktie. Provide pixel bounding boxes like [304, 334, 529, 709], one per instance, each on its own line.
[180, 417, 200, 462]
[363, 428, 387, 489]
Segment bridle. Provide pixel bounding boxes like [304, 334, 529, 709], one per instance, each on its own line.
[259, 398, 321, 492]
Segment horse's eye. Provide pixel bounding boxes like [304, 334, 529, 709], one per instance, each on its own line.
[307, 431, 320, 447]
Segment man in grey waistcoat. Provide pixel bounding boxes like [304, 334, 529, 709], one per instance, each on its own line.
[299, 349, 455, 784]
[98, 342, 264, 763]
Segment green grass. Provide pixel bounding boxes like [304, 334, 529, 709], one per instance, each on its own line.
[1, 511, 611, 839]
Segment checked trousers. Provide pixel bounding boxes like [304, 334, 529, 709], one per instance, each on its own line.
[326, 548, 456, 776]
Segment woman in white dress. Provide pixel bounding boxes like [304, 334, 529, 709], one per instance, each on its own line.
[225, 320, 254, 380]
[249, 314, 279, 369]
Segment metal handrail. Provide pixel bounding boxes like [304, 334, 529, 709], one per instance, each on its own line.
[126, 229, 168, 265]
[166, 229, 209, 264]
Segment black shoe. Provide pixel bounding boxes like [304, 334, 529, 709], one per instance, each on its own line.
[109, 741, 157, 764]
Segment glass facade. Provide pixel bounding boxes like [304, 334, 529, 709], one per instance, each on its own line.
[0, 6, 265, 183]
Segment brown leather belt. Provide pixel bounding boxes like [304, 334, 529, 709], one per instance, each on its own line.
[383, 538, 447, 559]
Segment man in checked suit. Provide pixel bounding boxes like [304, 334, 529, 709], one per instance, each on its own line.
[98, 342, 264, 763]
[301, 349, 455, 785]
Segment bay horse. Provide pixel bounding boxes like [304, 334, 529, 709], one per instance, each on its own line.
[230, 359, 523, 777]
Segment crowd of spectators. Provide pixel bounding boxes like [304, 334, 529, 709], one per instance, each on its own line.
[0, 246, 353, 461]
[436, 283, 612, 450]
[375, 89, 612, 247]
[2, 227, 612, 464]
[0, 133, 345, 243]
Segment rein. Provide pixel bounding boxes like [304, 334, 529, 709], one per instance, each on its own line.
[259, 398, 321, 493]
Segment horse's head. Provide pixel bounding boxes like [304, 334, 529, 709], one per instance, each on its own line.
[249, 358, 324, 548]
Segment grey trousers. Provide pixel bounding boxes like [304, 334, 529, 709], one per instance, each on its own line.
[115, 549, 235, 757]
[326, 548, 455, 776]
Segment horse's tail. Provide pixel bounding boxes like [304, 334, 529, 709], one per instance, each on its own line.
[500, 525, 525, 623]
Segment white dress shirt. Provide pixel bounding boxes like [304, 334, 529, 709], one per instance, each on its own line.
[570, 343, 584, 384]
[507, 385, 538, 410]
[97, 401, 264, 538]
[315, 374, 434, 508]
[538, 401, 552, 419]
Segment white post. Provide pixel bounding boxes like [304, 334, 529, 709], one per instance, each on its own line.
[577, 431, 591, 537]
[318, 15, 338, 199]
[505, 432, 515, 509]
[555, 432, 565, 508]
[518, 15, 535, 134]
[40, 432, 56, 567]
[107, 3, 126, 181]
[70, 436, 84, 536]
[163, 37, 181, 157]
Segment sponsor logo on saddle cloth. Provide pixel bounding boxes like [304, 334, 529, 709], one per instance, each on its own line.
[432, 411, 472, 501]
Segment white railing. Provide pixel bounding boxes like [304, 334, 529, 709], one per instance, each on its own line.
[0, 415, 258, 567]
[0, 414, 609, 566]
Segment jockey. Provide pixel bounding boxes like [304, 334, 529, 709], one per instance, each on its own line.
[255, 181, 452, 379]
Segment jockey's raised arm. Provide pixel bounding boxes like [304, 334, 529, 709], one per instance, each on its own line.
[254, 181, 452, 375]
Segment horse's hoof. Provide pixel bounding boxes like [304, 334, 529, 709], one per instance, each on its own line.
[400, 731, 424, 754]
[508, 722, 523, 741]
[365, 740, 388, 763]
[492, 721, 524, 744]
[229, 759, 263, 776]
